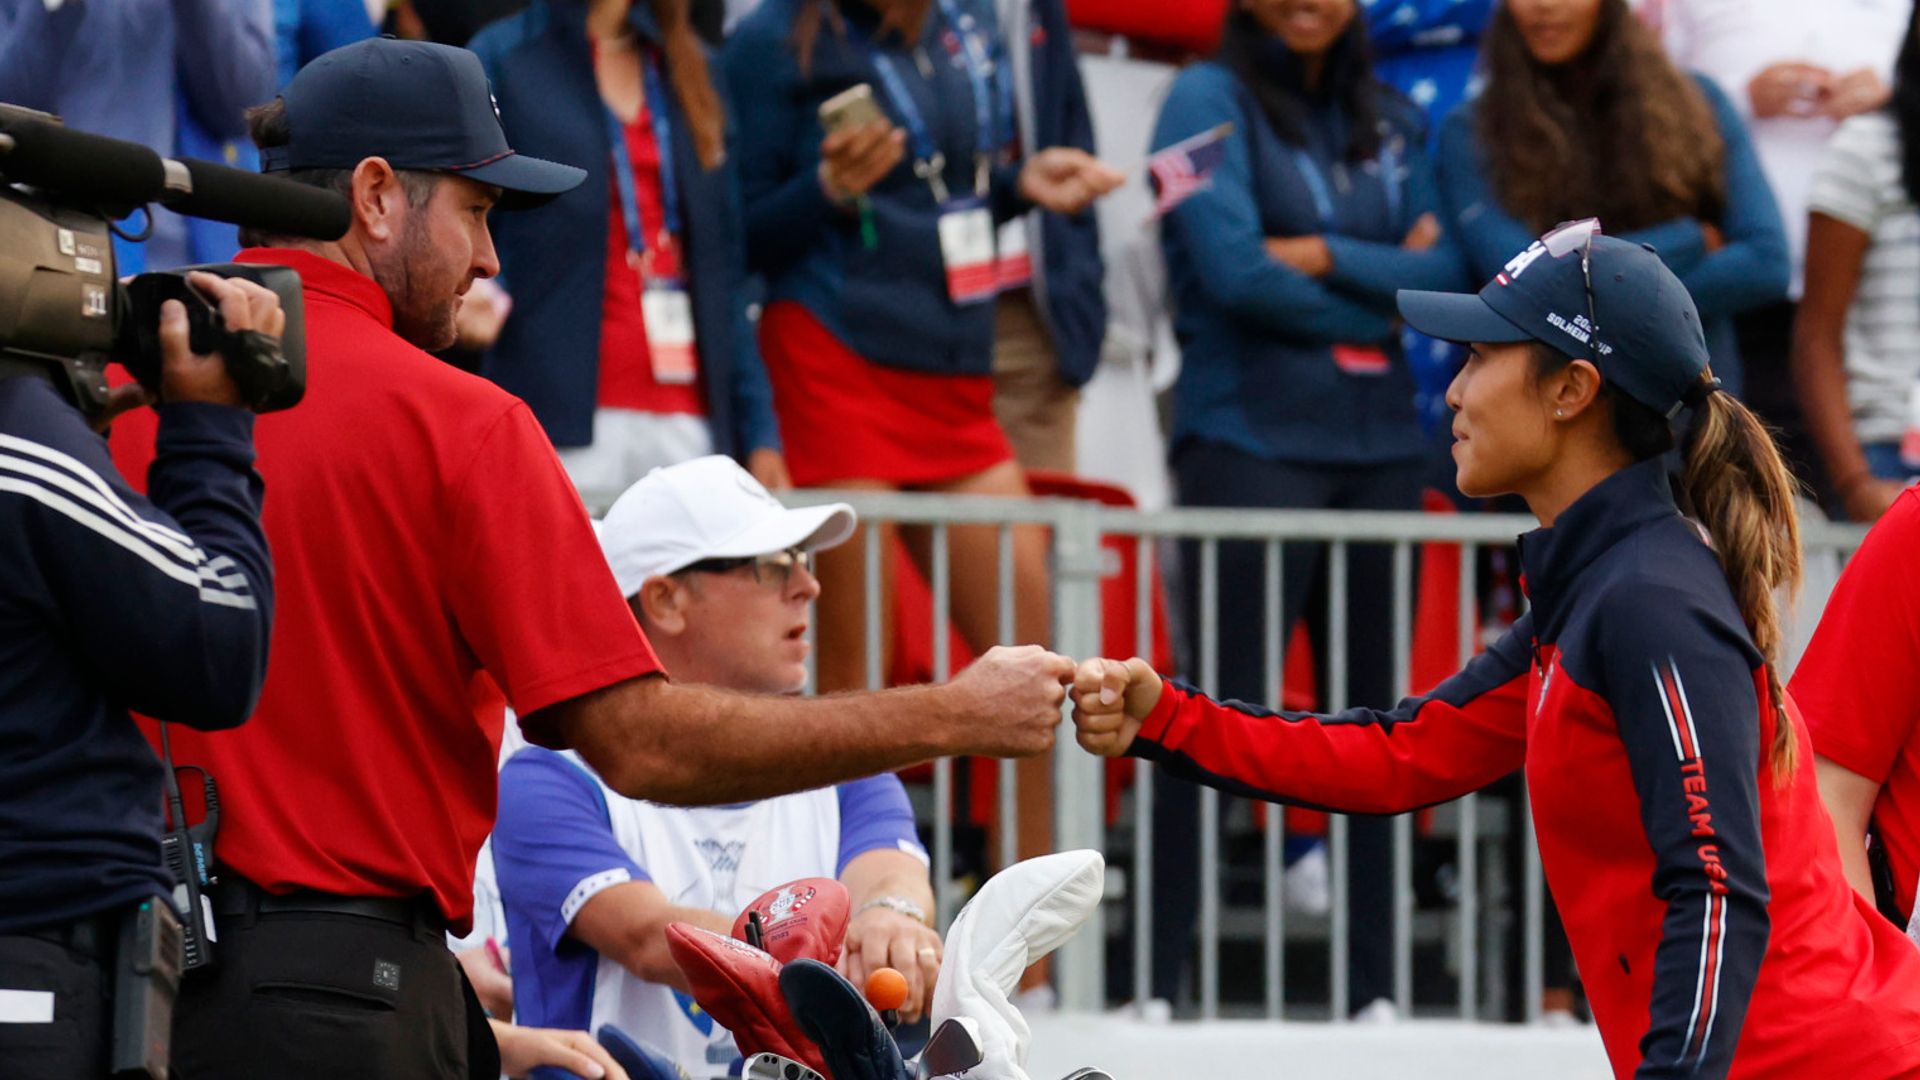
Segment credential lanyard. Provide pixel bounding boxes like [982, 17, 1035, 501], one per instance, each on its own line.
[605, 51, 683, 269]
[865, 0, 997, 203]
[1291, 136, 1402, 231]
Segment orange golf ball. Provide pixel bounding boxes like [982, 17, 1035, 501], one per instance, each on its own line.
[866, 967, 909, 1011]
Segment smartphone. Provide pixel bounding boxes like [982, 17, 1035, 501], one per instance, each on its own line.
[819, 83, 886, 134]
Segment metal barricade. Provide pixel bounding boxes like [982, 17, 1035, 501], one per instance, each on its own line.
[767, 489, 1866, 1023]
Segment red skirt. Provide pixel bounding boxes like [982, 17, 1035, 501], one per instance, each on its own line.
[758, 301, 1015, 488]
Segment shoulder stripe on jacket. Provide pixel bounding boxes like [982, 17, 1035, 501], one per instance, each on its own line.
[0, 433, 195, 550]
[0, 446, 256, 610]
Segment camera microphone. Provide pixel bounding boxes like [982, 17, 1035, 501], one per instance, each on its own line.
[0, 108, 167, 209]
[170, 157, 350, 242]
[0, 106, 350, 241]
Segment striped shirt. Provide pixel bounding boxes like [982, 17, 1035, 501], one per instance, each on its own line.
[1807, 111, 1920, 444]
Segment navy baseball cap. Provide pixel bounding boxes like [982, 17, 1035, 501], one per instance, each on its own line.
[1396, 221, 1710, 418]
[261, 37, 585, 210]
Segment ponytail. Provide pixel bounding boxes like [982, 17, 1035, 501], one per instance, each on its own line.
[652, 0, 727, 171]
[1531, 348, 1804, 782]
[1678, 381, 1803, 781]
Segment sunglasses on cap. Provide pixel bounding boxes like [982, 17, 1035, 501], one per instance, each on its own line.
[1542, 217, 1603, 368]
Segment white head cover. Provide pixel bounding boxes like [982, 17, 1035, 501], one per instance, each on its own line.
[931, 850, 1105, 1080]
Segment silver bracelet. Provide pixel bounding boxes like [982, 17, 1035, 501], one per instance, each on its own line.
[854, 895, 930, 926]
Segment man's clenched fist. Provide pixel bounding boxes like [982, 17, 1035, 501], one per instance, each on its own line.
[943, 645, 1075, 758]
[1070, 657, 1163, 757]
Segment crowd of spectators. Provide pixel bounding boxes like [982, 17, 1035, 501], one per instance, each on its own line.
[16, 0, 1920, 1060]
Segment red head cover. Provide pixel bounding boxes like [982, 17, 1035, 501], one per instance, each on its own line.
[731, 878, 850, 967]
[664, 923, 828, 1076]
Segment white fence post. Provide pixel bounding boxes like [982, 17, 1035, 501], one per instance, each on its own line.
[1053, 498, 1107, 1012]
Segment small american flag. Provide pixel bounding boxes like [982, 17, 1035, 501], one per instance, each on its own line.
[1146, 123, 1233, 217]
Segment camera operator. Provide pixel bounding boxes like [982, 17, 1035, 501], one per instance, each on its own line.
[107, 37, 1072, 1080]
[0, 271, 283, 1080]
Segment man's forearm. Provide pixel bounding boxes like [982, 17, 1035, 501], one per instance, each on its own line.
[543, 677, 964, 805]
[842, 850, 935, 915]
[529, 645, 1071, 805]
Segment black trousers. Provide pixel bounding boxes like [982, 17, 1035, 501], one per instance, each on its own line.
[0, 914, 117, 1080]
[170, 884, 496, 1080]
[1155, 441, 1425, 1012]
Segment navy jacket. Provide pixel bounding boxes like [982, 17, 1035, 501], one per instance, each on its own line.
[0, 378, 272, 935]
[1007, 0, 1106, 387]
[470, 0, 780, 455]
[1153, 59, 1469, 466]
[1129, 458, 1920, 1077]
[1435, 76, 1788, 399]
[723, 0, 1031, 377]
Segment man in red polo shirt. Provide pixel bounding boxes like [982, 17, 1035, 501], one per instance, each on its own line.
[109, 38, 1073, 1080]
[1793, 487, 1920, 931]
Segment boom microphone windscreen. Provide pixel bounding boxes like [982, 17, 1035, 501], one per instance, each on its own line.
[0, 107, 350, 241]
[0, 109, 167, 212]
[173, 157, 350, 241]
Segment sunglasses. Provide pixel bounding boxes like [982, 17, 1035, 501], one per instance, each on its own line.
[679, 547, 814, 590]
[1542, 217, 1603, 367]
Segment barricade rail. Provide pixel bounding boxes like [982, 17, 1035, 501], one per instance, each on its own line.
[593, 485, 1867, 1023]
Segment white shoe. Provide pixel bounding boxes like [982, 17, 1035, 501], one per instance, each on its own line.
[1538, 1008, 1580, 1029]
[1125, 998, 1172, 1024]
[1351, 998, 1400, 1024]
[1285, 843, 1332, 916]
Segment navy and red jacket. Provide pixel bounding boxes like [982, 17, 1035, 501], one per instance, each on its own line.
[1131, 459, 1920, 1078]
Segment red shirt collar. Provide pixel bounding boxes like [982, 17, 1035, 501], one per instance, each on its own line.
[235, 247, 394, 329]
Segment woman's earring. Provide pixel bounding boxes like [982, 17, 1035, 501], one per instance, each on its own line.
[1555, 410, 1565, 419]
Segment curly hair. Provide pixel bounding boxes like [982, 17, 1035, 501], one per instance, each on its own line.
[1477, 0, 1725, 232]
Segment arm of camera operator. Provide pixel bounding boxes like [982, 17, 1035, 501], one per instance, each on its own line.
[43, 274, 285, 729]
[173, 0, 277, 142]
[0, 0, 85, 107]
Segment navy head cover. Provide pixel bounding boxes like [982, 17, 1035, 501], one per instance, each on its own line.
[778, 959, 912, 1080]
[597, 1025, 690, 1080]
[524, 1026, 687, 1080]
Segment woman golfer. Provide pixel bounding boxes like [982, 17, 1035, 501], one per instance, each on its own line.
[1074, 221, 1920, 1078]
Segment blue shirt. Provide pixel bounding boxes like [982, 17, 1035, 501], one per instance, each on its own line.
[1434, 74, 1789, 397]
[493, 746, 924, 1038]
[469, 0, 781, 457]
[724, 0, 1030, 377]
[1153, 60, 1469, 466]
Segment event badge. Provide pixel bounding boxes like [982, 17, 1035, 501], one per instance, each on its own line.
[938, 198, 998, 305]
[643, 279, 698, 385]
[1332, 345, 1390, 376]
[994, 215, 1033, 291]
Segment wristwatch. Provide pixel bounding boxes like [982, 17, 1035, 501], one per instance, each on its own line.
[854, 895, 931, 927]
